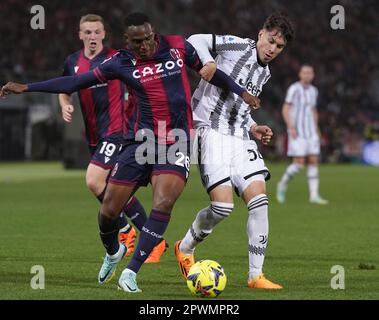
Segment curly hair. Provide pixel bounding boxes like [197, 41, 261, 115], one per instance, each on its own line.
[263, 12, 295, 44]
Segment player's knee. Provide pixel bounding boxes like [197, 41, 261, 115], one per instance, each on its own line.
[307, 157, 319, 166]
[293, 156, 305, 167]
[101, 194, 122, 219]
[293, 163, 304, 171]
[153, 194, 177, 213]
[86, 175, 105, 196]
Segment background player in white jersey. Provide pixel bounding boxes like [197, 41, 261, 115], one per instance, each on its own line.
[276, 64, 328, 205]
[175, 12, 294, 289]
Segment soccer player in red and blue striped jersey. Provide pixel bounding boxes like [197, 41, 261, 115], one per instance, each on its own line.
[1, 12, 260, 293]
[61, 45, 125, 147]
[58, 14, 166, 264]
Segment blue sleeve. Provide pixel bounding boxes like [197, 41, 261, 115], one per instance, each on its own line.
[96, 52, 122, 80]
[27, 71, 100, 94]
[209, 69, 245, 97]
[184, 40, 203, 72]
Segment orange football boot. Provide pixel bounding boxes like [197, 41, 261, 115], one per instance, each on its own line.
[144, 239, 168, 263]
[174, 240, 195, 280]
[248, 274, 283, 289]
[118, 226, 137, 257]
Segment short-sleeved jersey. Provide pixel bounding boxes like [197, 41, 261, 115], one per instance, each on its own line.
[285, 81, 318, 138]
[192, 35, 271, 139]
[63, 47, 127, 146]
[93, 35, 202, 144]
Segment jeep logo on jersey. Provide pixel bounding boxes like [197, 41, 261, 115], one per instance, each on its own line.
[170, 48, 181, 60]
[239, 78, 261, 96]
[132, 59, 184, 79]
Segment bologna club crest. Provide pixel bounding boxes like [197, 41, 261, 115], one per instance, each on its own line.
[170, 48, 181, 60]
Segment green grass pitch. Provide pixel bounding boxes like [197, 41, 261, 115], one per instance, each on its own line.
[0, 162, 378, 300]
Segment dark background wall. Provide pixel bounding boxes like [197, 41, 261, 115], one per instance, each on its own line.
[0, 0, 378, 163]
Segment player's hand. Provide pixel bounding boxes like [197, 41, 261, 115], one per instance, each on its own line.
[242, 91, 261, 110]
[251, 125, 273, 145]
[199, 62, 217, 81]
[0, 82, 28, 97]
[289, 127, 298, 139]
[61, 104, 74, 123]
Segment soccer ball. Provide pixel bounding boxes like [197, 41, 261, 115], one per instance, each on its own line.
[186, 259, 227, 298]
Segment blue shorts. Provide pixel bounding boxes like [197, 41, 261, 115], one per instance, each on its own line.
[89, 139, 123, 170]
[108, 142, 191, 187]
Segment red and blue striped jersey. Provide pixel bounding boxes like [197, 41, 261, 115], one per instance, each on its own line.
[93, 35, 202, 144]
[63, 47, 127, 146]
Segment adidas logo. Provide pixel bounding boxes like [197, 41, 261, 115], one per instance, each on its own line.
[140, 250, 146, 256]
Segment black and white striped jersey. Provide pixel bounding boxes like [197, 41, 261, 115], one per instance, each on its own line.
[189, 34, 271, 139]
[285, 81, 318, 138]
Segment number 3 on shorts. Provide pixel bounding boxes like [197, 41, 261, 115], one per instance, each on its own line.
[247, 148, 263, 161]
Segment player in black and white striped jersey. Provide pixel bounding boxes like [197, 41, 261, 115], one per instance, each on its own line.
[174, 12, 294, 289]
[191, 34, 271, 139]
[277, 64, 329, 205]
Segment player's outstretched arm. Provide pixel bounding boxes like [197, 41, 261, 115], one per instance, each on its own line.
[1, 71, 100, 98]
[0, 82, 28, 97]
[28, 71, 100, 93]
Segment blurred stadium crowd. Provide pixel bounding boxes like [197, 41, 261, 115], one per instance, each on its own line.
[0, 0, 378, 163]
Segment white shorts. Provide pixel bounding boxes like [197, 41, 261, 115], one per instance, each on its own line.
[193, 127, 270, 196]
[287, 134, 320, 157]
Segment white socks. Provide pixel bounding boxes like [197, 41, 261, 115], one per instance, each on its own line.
[278, 163, 303, 189]
[279, 163, 321, 201]
[307, 165, 319, 200]
[247, 194, 269, 279]
[180, 202, 234, 254]
[180, 195, 270, 279]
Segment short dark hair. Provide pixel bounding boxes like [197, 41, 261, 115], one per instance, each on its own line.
[124, 12, 151, 28]
[263, 12, 294, 44]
